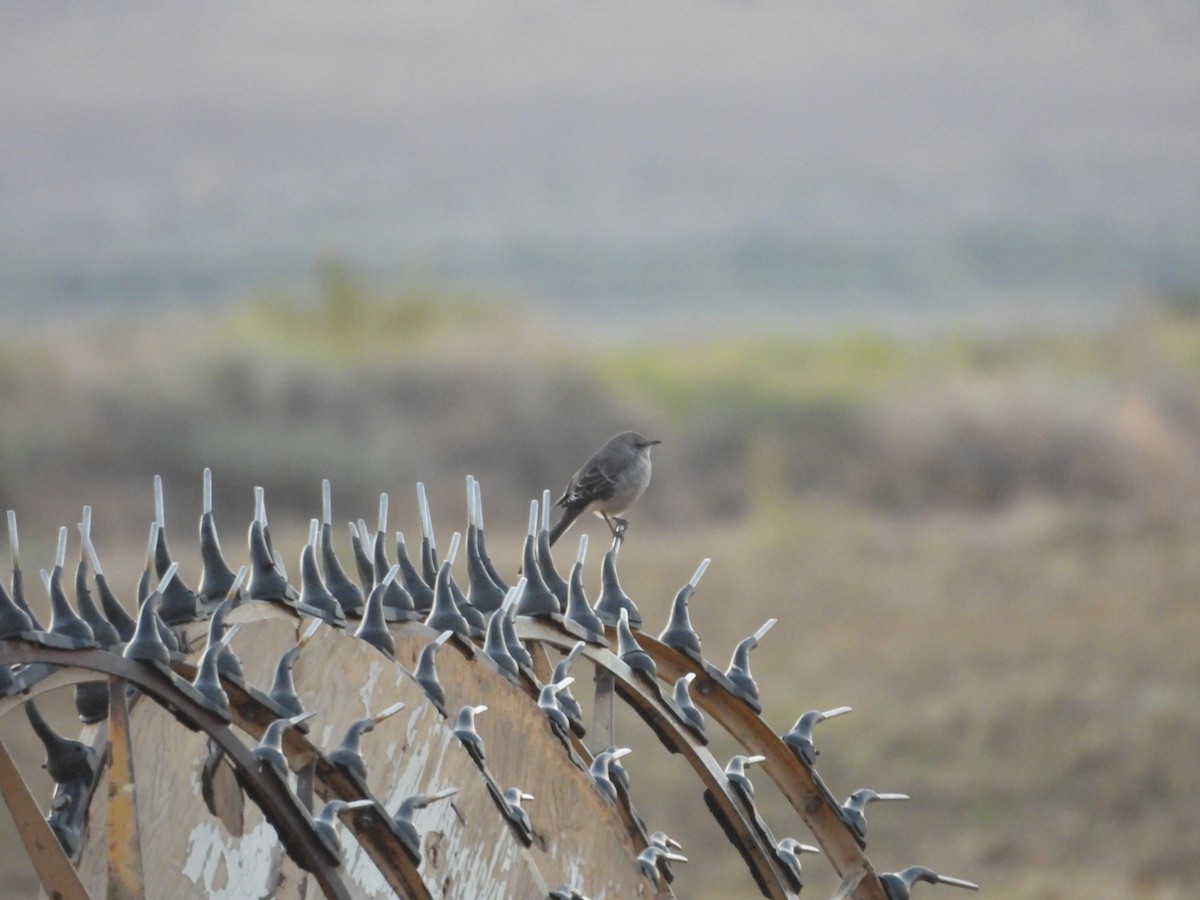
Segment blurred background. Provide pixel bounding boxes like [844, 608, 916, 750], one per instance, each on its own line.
[2, 2, 1199, 897]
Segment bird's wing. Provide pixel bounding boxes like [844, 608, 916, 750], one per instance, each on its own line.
[558, 458, 619, 508]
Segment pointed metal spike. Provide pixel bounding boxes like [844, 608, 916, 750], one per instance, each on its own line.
[55, 526, 68, 569]
[298, 617, 322, 647]
[79, 528, 102, 578]
[417, 483, 434, 545]
[472, 480, 484, 531]
[517, 531, 560, 617]
[159, 562, 180, 592]
[123, 590, 170, 665]
[145, 522, 159, 565]
[355, 572, 397, 657]
[219, 622, 243, 648]
[617, 608, 657, 679]
[154, 474, 165, 527]
[374, 701, 406, 723]
[466, 476, 476, 527]
[228, 565, 248, 600]
[595, 543, 642, 628]
[7, 510, 18, 567]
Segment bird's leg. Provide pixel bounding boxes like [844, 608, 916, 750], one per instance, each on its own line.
[611, 517, 629, 539]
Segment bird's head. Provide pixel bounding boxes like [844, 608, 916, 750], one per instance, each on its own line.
[625, 432, 662, 452]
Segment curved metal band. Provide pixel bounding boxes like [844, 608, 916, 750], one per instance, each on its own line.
[516, 619, 888, 900]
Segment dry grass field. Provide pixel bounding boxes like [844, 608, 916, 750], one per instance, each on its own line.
[1, 290, 1197, 897]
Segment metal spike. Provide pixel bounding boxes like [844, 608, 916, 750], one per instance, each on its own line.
[392, 788, 457, 860]
[594, 543, 642, 628]
[725, 754, 766, 806]
[517, 502, 560, 617]
[501, 579, 534, 668]
[318, 484, 364, 615]
[616, 608, 656, 680]
[327, 715, 381, 783]
[298, 522, 344, 624]
[425, 548, 470, 636]
[414, 631, 453, 713]
[198, 469, 236, 602]
[879, 865, 979, 899]
[774, 837, 820, 892]
[550, 641, 587, 726]
[42, 560, 94, 646]
[671, 672, 707, 740]
[782, 706, 853, 767]
[658, 560, 708, 662]
[252, 712, 315, 780]
[483, 604, 519, 679]
[453, 703, 488, 764]
[724, 618, 776, 706]
[25, 699, 96, 784]
[472, 479, 509, 593]
[354, 564, 398, 657]
[394, 531, 434, 614]
[537, 490, 569, 606]
[840, 789, 910, 844]
[268, 645, 305, 717]
[563, 536, 605, 642]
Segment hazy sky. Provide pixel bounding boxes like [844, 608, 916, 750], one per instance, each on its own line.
[3, 2, 1199, 329]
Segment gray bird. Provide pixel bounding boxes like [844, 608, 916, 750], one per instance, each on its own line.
[549, 431, 660, 546]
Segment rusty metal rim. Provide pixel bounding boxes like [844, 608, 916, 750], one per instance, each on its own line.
[515, 619, 888, 900]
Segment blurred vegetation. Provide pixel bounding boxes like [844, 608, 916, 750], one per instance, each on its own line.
[1, 272, 1198, 897]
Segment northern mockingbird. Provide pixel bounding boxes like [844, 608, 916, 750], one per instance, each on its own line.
[548, 431, 661, 546]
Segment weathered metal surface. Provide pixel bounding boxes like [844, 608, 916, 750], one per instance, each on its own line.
[105, 678, 145, 900]
[0, 733, 92, 900]
[218, 604, 550, 900]
[0, 641, 354, 900]
[392, 623, 652, 899]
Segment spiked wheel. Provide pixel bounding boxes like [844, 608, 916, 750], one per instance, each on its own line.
[0, 474, 977, 899]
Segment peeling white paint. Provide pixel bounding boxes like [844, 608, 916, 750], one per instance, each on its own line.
[359, 659, 384, 714]
[343, 833, 392, 898]
[183, 821, 279, 899]
[188, 755, 204, 796]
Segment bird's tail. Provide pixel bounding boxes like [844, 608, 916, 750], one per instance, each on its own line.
[548, 505, 583, 547]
